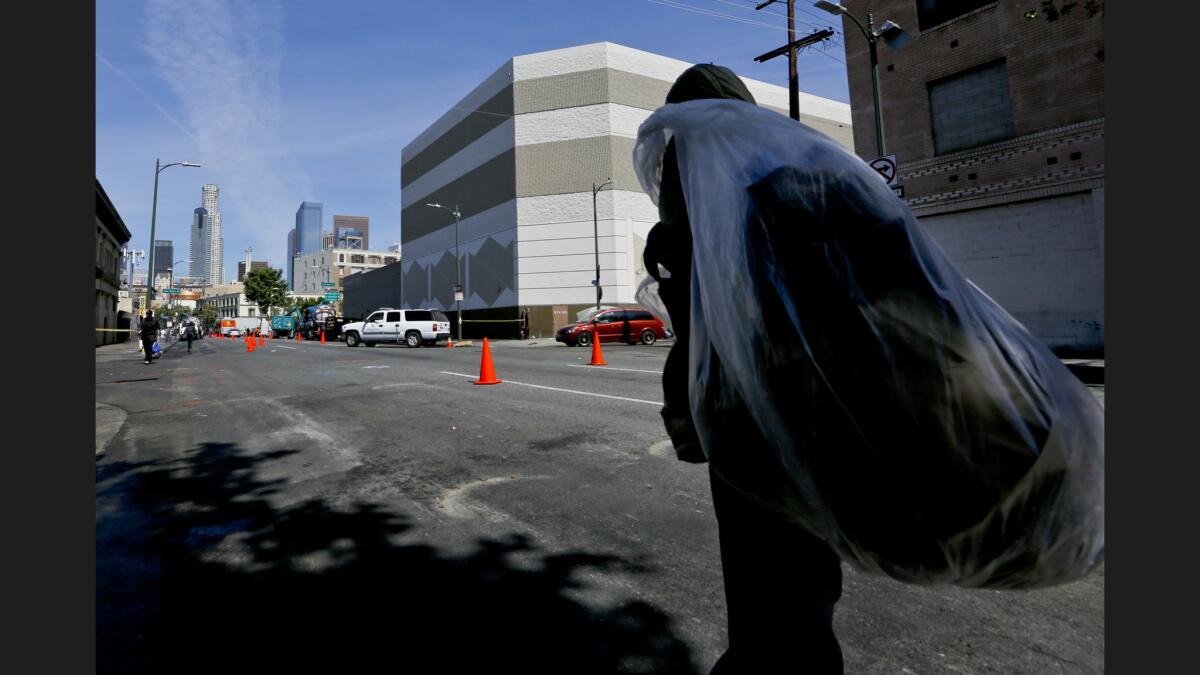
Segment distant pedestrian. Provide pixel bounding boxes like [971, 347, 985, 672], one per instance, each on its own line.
[138, 310, 160, 365]
[184, 321, 197, 352]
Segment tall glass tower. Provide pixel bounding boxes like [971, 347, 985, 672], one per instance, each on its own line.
[296, 201, 323, 259]
[189, 208, 211, 283]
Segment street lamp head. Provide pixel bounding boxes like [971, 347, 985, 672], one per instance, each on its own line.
[426, 202, 441, 208]
[814, 1, 846, 16]
[181, 162, 202, 167]
[876, 19, 911, 49]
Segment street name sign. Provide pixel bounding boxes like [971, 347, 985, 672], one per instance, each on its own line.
[321, 282, 336, 287]
[324, 292, 341, 301]
[163, 288, 181, 295]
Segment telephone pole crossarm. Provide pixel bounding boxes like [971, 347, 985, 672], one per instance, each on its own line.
[754, 28, 836, 63]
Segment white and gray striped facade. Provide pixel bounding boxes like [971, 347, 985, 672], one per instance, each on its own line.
[400, 42, 852, 336]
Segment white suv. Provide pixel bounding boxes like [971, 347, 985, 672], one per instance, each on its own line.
[342, 308, 452, 348]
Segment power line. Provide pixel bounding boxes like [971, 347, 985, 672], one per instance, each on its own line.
[644, 0, 793, 32]
[725, 0, 843, 35]
[644, 0, 846, 67]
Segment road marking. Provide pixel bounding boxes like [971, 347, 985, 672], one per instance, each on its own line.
[363, 365, 390, 369]
[568, 364, 663, 374]
[274, 345, 297, 350]
[441, 372, 662, 406]
[369, 383, 422, 390]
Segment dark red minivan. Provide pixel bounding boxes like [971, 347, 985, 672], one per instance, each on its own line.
[555, 308, 668, 346]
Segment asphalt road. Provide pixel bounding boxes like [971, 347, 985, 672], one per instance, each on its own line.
[95, 335, 1104, 674]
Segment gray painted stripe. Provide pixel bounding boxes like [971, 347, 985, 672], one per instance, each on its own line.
[403, 68, 678, 188]
[402, 135, 646, 247]
[402, 85, 514, 187]
[402, 66, 851, 189]
[402, 149, 516, 244]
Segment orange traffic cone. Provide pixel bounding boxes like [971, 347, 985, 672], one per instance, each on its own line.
[473, 337, 502, 385]
[446, 335, 454, 348]
[258, 334, 265, 347]
[588, 330, 607, 366]
[246, 337, 253, 352]
[297, 331, 302, 342]
[320, 330, 326, 345]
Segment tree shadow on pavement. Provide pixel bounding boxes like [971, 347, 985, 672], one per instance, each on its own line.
[96, 443, 698, 675]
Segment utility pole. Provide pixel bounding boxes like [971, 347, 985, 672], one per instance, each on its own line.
[755, 1, 835, 121]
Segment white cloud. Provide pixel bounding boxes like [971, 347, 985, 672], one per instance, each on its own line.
[144, 0, 311, 267]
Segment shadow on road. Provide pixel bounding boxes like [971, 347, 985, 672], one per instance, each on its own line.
[96, 443, 698, 674]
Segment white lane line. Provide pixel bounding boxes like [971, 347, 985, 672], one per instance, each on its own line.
[363, 365, 390, 369]
[441, 372, 662, 406]
[568, 364, 663, 374]
[274, 345, 297, 350]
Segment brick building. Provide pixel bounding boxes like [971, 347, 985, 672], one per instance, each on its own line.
[96, 179, 132, 346]
[838, 1, 1104, 354]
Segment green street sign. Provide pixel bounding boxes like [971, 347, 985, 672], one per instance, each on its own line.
[324, 292, 341, 301]
[321, 282, 336, 287]
[163, 288, 181, 295]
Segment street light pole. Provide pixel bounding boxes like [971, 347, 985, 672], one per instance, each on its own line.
[867, 13, 886, 157]
[814, 2, 910, 158]
[146, 158, 201, 313]
[592, 179, 612, 313]
[426, 202, 463, 341]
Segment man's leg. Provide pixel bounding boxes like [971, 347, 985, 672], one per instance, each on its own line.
[708, 466, 844, 674]
[142, 339, 153, 363]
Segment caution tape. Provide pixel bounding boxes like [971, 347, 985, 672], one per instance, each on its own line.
[461, 318, 525, 323]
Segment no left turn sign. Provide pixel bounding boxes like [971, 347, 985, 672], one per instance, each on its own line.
[869, 155, 898, 186]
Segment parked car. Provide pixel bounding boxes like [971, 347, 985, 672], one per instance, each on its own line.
[341, 308, 452, 348]
[555, 308, 667, 347]
[223, 327, 242, 338]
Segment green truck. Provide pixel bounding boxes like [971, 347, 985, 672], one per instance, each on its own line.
[270, 315, 296, 339]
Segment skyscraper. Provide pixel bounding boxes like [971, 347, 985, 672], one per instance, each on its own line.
[153, 240, 174, 279]
[202, 184, 224, 284]
[189, 208, 212, 283]
[287, 228, 297, 290]
[333, 215, 369, 250]
[296, 201, 323, 260]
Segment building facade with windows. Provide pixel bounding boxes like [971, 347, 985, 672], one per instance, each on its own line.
[400, 41, 853, 337]
[96, 179, 132, 346]
[196, 291, 274, 319]
[293, 248, 400, 296]
[839, 1, 1104, 354]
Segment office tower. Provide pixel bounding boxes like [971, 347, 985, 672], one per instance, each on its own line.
[153, 240, 174, 279]
[202, 184, 224, 284]
[296, 201, 323, 259]
[287, 228, 297, 290]
[189, 208, 212, 283]
[333, 215, 370, 250]
[322, 231, 335, 250]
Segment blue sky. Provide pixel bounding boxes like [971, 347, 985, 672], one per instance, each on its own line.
[97, 0, 852, 278]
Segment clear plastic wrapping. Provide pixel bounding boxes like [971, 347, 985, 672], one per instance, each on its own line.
[633, 100, 1104, 589]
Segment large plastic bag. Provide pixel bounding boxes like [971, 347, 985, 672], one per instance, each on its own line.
[633, 99, 1103, 589]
